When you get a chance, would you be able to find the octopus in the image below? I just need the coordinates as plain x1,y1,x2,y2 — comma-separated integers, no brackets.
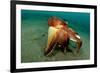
44,16,82,56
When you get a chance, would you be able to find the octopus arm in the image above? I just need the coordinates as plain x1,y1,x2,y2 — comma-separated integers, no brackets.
68,28,78,35
45,27,58,56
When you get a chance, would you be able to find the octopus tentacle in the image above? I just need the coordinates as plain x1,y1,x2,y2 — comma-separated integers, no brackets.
69,34,82,53
76,38,82,53
44,27,58,56
68,28,82,52
44,38,57,56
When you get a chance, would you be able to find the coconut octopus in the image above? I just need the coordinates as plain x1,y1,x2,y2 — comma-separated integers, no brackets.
44,16,82,56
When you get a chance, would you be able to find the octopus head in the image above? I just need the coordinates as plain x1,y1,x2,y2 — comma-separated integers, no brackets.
48,16,67,28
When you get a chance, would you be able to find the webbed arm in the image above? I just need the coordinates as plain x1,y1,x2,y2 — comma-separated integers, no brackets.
44,27,58,56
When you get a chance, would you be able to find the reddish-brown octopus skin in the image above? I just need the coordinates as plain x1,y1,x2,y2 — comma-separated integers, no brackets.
44,29,69,56
45,16,82,56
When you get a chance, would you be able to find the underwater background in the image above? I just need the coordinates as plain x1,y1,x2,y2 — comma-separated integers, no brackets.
21,9,90,63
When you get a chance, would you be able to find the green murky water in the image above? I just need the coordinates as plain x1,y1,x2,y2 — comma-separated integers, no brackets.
21,10,90,63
